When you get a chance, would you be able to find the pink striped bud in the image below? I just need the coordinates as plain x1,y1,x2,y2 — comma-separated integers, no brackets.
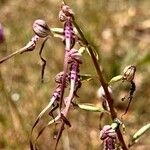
32,19,51,38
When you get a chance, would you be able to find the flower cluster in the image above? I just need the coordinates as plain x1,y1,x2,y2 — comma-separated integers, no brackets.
100,125,117,150
30,4,83,149
100,119,122,150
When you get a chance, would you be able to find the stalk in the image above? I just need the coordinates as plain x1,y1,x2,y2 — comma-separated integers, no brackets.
72,18,128,150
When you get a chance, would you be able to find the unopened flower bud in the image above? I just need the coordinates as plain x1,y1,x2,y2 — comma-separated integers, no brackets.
123,65,136,82
32,19,51,38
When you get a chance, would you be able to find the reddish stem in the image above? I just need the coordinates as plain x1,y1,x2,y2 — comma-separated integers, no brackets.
72,19,128,150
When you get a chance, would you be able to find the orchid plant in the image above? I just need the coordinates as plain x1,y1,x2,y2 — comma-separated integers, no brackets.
0,1,149,150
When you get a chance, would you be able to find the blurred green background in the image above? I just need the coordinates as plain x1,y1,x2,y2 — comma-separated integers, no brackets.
0,0,150,149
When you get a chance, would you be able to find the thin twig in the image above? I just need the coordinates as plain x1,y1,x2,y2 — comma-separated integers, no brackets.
0,46,29,64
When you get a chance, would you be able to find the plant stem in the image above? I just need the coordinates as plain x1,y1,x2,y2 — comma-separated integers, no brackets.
72,18,128,150
59,53,68,109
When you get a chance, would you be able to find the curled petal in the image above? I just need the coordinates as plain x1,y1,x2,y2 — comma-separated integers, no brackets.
100,125,117,140
31,97,56,133
35,114,61,141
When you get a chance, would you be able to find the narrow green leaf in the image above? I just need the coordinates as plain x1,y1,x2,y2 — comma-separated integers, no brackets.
50,28,63,35
76,103,107,112
133,123,150,140
129,123,150,147
80,74,94,81
108,75,123,85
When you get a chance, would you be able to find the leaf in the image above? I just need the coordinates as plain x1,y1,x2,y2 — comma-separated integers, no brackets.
129,123,150,147
50,28,64,34
76,103,107,112
108,75,123,85
80,74,94,81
